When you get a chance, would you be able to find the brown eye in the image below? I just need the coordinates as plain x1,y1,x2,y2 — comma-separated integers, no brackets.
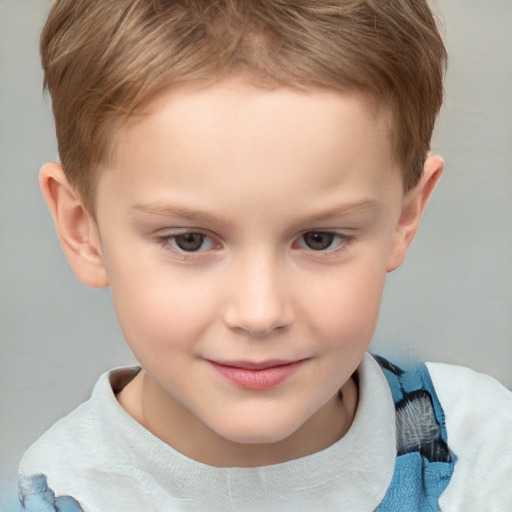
302,232,336,251
173,233,206,252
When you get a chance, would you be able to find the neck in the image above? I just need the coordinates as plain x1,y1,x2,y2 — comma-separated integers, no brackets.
117,370,358,467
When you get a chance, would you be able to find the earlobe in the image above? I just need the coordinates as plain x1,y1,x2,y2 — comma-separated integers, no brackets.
386,155,444,272
40,162,109,288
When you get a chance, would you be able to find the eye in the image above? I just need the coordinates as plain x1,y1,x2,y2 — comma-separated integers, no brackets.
302,232,336,251
165,232,215,252
297,231,350,252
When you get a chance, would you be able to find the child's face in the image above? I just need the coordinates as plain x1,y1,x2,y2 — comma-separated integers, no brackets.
51,78,440,463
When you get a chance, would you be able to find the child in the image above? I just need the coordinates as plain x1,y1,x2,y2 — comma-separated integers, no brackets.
18,0,512,510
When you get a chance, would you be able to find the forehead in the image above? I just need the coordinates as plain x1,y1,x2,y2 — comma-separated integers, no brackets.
100,78,401,219
115,78,393,163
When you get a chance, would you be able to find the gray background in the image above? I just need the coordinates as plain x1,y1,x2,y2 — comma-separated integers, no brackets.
1,0,511,508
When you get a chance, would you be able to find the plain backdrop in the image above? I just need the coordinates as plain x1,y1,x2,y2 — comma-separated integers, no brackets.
1,0,511,509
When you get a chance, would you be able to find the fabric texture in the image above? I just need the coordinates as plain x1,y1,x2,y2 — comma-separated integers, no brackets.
374,356,454,511
18,354,512,511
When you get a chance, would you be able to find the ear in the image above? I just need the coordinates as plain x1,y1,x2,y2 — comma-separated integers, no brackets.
386,155,444,272
40,162,109,288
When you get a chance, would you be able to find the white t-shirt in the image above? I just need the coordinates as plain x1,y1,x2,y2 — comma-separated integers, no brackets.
18,354,512,511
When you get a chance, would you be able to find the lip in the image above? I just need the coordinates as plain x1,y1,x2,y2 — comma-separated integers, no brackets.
206,359,305,390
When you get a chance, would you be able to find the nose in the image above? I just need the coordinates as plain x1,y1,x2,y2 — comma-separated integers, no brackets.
223,254,294,337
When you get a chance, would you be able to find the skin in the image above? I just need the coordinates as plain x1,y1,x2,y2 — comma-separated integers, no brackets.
41,78,443,468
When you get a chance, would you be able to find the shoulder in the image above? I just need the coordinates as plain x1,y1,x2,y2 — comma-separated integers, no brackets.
426,362,512,511
20,398,97,469
426,361,512,440
19,367,141,473
18,369,136,511
18,398,97,511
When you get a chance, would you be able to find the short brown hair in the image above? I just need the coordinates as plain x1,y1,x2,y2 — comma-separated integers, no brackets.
41,0,447,211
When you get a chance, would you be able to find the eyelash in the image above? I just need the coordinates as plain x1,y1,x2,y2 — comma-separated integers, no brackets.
295,231,354,255
156,230,355,259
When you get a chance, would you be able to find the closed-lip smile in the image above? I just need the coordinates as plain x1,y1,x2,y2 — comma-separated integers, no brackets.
206,359,307,390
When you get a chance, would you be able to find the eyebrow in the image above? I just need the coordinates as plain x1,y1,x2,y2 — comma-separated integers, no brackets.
131,198,378,225
293,199,378,224
131,202,230,224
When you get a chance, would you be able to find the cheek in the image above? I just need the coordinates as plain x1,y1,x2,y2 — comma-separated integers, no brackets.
303,259,386,345
106,256,217,359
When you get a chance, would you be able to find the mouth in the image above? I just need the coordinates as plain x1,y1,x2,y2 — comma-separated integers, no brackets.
206,359,306,390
